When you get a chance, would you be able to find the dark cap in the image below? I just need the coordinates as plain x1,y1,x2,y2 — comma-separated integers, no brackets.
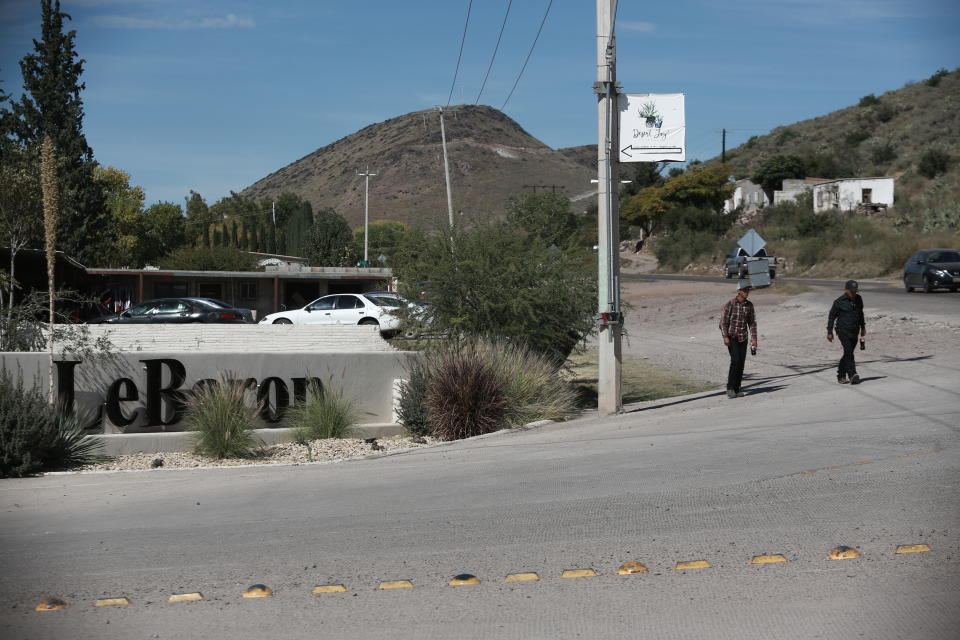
844,279,859,292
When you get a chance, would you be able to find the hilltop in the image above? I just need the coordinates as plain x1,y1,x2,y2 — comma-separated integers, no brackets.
242,105,597,228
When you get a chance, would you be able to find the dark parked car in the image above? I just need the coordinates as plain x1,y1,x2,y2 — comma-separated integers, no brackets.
89,298,255,324
903,249,960,293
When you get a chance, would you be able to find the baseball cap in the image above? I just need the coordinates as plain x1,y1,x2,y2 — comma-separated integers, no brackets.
844,279,859,292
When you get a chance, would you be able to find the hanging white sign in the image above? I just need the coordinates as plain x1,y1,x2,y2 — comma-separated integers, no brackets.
618,93,685,163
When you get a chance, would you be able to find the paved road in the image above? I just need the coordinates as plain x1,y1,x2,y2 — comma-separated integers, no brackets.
2,343,958,638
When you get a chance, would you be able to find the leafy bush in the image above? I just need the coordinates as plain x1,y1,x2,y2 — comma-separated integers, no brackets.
425,345,508,441
286,382,356,441
654,228,720,270
0,369,104,477
926,68,949,87
398,341,577,440
918,149,951,179
858,94,881,107
185,375,260,458
870,141,898,165
844,129,871,146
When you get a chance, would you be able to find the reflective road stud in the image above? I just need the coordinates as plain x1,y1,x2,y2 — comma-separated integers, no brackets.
751,554,787,564
95,597,131,607
617,562,649,575
449,574,480,586
35,598,66,611
560,569,597,578
377,580,413,590
896,544,931,554
242,584,273,598
168,593,204,603
828,546,861,560
312,585,348,594
503,572,540,582
674,560,711,570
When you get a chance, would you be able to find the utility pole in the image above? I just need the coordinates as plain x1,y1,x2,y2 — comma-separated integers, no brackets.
722,128,726,163
357,166,378,264
595,0,622,416
437,106,455,229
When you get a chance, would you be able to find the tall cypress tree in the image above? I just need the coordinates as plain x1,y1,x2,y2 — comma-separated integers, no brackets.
12,0,112,266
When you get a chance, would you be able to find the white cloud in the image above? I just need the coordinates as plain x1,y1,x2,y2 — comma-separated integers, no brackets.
619,21,655,33
92,13,255,30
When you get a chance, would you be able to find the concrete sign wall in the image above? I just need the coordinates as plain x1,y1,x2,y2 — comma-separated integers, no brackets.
1,350,417,433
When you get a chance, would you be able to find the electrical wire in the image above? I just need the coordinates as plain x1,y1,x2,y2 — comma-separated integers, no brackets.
500,0,554,111
474,0,513,105
447,0,474,106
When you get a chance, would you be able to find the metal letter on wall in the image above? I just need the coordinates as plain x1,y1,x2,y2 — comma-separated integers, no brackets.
141,359,187,427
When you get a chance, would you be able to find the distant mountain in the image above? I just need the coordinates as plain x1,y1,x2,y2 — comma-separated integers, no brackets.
709,68,960,203
242,105,597,228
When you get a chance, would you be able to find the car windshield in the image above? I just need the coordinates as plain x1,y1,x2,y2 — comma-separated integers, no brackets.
192,298,233,309
367,295,403,308
927,251,960,263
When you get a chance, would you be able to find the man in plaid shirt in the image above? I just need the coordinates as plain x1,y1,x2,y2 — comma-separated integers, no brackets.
719,282,758,398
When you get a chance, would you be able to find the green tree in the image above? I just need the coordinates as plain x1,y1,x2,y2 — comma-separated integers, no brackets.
158,245,256,271
185,191,215,248
752,155,806,198
0,147,43,311
10,1,112,266
94,166,144,267
394,218,596,364
285,200,314,257
142,202,186,264
304,208,355,266
353,220,408,265
505,193,580,249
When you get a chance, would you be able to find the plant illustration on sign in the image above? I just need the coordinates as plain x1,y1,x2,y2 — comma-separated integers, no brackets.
639,102,663,128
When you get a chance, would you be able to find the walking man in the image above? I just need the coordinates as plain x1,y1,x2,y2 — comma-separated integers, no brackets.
719,282,758,398
827,279,866,384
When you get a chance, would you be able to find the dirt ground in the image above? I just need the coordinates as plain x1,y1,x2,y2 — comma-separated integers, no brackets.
613,257,959,391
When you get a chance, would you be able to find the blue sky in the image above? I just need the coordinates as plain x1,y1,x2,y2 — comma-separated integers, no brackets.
1,0,958,208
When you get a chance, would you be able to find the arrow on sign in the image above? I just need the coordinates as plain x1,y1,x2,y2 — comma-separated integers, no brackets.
621,145,684,159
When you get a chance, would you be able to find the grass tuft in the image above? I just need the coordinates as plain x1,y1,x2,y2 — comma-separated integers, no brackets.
185,374,260,459
286,382,356,441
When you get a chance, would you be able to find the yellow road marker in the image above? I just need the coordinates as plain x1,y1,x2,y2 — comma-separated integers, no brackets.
449,574,480,586
242,584,273,598
828,546,861,560
35,598,66,611
168,593,204,603
95,597,130,607
674,560,711,570
895,544,931,554
377,580,413,590
560,569,597,578
503,572,540,582
751,554,787,564
617,562,649,575
312,584,347,594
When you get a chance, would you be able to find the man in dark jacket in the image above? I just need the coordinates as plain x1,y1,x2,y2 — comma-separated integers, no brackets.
827,279,866,384
719,282,758,398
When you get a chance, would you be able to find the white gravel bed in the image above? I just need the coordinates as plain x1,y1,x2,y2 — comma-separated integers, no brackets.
77,435,439,471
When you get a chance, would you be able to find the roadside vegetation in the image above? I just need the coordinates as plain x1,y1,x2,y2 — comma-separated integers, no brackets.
0,369,104,477
185,375,261,459
567,350,714,407
287,382,357,442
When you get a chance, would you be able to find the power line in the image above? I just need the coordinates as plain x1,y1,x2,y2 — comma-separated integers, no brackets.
475,0,513,105
447,0,475,106
500,0,554,111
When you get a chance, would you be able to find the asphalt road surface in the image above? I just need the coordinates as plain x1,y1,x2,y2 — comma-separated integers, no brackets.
3,332,959,639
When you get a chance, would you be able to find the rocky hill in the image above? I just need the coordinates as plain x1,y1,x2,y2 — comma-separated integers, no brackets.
242,105,597,228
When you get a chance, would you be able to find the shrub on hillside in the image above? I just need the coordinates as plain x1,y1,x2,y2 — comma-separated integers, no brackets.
0,370,104,477
870,141,898,166
286,382,356,441
926,68,949,87
858,94,881,107
186,375,260,458
918,149,951,179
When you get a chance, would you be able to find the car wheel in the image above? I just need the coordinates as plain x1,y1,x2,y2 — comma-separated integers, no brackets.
904,278,914,293
769,270,776,280
724,270,732,279
922,277,932,293
358,319,379,326
272,318,293,324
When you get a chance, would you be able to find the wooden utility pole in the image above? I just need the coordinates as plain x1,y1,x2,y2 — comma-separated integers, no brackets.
357,166,378,264
437,106,455,229
595,0,622,416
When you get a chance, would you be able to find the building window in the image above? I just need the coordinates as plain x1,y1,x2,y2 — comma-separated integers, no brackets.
240,282,258,299
154,281,188,298
861,188,872,203
197,283,222,299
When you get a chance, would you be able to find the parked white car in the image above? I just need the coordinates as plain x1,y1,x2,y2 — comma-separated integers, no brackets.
260,292,402,334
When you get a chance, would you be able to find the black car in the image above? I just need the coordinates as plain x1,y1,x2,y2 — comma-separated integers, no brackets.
89,298,255,324
903,248,960,293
